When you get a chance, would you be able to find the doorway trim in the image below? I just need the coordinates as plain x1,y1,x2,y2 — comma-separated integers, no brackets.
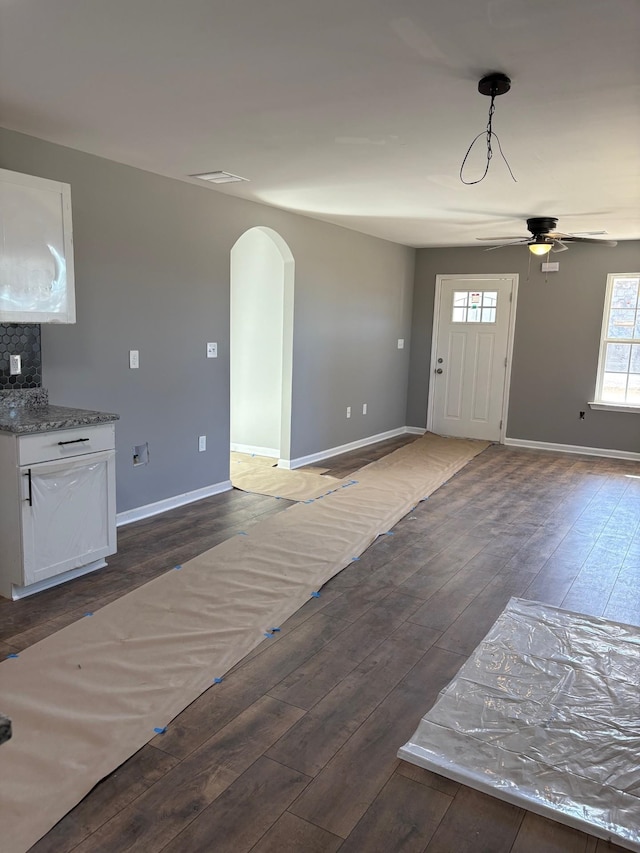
426,273,519,443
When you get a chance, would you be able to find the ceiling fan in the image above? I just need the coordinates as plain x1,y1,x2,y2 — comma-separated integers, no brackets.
477,217,618,255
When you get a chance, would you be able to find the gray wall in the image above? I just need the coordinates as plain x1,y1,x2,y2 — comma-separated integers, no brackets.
0,128,415,512
407,242,640,452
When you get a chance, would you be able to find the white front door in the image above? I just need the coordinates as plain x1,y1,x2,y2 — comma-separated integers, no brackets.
430,275,517,441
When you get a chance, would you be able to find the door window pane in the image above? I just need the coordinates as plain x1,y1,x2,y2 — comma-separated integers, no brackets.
452,290,498,324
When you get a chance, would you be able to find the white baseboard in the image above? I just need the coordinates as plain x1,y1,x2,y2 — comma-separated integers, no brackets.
117,480,233,527
280,426,421,470
230,442,279,458
504,438,640,462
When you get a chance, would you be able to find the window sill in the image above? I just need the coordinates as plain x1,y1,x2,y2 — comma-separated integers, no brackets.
588,402,640,414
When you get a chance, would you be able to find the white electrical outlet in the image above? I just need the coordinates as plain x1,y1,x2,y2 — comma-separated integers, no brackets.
129,350,139,369
397,338,405,350
362,403,367,414
198,435,207,452
206,342,218,358
346,407,351,419
9,354,22,375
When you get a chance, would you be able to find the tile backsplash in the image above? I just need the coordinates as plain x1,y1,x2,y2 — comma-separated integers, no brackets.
0,324,42,389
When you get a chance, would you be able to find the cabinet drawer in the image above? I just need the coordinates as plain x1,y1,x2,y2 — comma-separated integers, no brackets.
18,423,116,465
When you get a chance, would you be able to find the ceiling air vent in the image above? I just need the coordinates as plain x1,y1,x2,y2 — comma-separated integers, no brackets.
189,171,249,184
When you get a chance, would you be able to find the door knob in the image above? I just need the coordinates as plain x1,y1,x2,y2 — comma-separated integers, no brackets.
435,368,443,374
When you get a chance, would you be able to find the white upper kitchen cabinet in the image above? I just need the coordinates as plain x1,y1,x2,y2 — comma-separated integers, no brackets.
0,167,76,323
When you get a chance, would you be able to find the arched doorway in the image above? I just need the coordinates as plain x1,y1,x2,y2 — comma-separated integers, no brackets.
230,226,294,465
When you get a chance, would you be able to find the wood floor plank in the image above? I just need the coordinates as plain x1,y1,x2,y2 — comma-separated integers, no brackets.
394,761,460,797
337,773,453,853
424,786,524,853
435,568,538,656
289,646,465,838
161,756,311,853
72,696,305,853
510,811,591,853
27,745,179,853
320,589,423,662
249,811,342,853
267,646,360,710
266,635,424,776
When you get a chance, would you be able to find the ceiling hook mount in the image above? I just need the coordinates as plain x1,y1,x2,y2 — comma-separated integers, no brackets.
477,72,511,98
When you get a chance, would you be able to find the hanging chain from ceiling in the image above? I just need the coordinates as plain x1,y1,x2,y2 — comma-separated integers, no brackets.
459,74,517,185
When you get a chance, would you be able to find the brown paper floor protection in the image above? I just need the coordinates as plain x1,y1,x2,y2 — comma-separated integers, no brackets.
0,432,488,852
230,452,342,500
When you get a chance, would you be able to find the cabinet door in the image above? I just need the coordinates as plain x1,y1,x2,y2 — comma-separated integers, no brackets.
0,168,76,324
21,451,116,586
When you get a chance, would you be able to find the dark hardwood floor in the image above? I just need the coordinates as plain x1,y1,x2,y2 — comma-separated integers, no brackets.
2,435,637,853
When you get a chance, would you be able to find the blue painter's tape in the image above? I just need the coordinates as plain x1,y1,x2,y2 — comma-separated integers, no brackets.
303,499,314,504
213,677,223,684
271,627,281,632
238,531,248,536
84,612,93,617
351,556,360,562
174,565,182,570
311,591,321,598
7,653,19,659
264,632,275,638
153,727,167,734
384,531,394,536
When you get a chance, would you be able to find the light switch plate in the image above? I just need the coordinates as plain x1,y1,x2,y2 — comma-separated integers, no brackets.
198,435,207,452
9,354,22,375
129,350,139,369
207,342,218,358
397,339,405,349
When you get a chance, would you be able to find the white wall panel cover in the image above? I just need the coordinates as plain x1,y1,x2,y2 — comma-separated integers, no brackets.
398,598,640,852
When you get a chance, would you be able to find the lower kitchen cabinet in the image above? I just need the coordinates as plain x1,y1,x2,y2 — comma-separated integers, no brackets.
0,423,117,600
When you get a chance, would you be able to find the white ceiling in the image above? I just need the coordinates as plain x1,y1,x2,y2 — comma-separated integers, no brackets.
1,0,639,247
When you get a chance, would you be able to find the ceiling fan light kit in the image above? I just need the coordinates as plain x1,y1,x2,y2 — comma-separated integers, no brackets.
528,238,553,256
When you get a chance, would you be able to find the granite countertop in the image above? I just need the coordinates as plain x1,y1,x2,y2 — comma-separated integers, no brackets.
0,389,119,435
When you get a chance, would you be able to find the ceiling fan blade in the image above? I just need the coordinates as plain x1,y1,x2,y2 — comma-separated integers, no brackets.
551,240,569,253
476,236,528,241
483,241,527,251
550,230,608,239
561,236,618,246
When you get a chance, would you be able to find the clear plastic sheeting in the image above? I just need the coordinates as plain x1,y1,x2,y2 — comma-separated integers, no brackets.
398,598,640,852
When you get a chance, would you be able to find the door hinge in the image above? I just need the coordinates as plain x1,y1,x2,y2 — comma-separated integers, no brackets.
504,357,508,367
499,419,503,429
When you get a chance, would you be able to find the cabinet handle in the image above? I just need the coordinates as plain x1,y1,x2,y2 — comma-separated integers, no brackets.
24,469,32,506
57,438,90,446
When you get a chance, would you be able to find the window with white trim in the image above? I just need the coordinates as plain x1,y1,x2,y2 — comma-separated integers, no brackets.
594,273,640,406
